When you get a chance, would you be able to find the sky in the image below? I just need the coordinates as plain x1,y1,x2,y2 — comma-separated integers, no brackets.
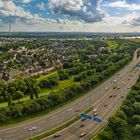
0,0,140,32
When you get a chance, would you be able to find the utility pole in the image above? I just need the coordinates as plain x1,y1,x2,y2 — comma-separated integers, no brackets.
9,23,12,44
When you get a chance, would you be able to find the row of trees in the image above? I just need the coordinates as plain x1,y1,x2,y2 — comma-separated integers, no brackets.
97,77,140,140
0,78,40,102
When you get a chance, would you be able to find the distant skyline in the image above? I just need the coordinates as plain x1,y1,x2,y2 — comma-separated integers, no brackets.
0,0,140,32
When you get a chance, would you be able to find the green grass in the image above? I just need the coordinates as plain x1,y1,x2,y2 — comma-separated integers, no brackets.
40,77,79,95
36,71,58,82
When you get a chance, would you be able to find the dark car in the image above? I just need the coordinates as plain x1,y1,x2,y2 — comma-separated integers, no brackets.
81,118,86,121
109,95,112,98
80,123,85,127
53,134,62,138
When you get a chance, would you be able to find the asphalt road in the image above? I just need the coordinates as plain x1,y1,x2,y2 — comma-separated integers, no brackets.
44,66,139,140
0,49,140,140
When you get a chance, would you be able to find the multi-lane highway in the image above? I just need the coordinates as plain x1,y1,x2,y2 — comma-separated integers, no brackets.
0,49,140,140
44,64,139,140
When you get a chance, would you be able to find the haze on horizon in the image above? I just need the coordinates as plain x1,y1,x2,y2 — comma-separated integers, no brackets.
0,0,140,33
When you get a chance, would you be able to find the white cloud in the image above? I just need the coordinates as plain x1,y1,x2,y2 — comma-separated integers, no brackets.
104,0,140,10
37,2,46,10
48,0,105,23
0,1,44,23
17,0,31,3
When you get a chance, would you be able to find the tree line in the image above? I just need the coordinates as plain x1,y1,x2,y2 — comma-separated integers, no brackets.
96,76,140,140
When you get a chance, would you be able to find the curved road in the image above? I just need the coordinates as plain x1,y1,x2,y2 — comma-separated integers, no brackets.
0,49,140,140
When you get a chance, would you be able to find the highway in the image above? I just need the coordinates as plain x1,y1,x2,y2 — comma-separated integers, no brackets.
44,65,139,140
0,49,140,140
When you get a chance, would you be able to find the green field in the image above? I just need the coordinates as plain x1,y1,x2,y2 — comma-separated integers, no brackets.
36,71,58,82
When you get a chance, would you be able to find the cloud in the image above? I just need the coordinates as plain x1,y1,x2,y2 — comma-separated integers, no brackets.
0,0,44,23
132,17,140,26
48,0,105,23
17,0,31,3
37,2,46,10
119,12,140,26
103,0,140,10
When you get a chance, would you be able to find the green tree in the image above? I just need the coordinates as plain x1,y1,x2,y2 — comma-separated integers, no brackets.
133,124,140,136
108,116,127,139
7,95,12,107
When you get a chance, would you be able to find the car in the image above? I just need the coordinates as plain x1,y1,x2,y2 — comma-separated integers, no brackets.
122,82,124,84
114,80,117,83
113,95,116,97
67,108,73,112
80,132,86,137
28,126,37,131
121,95,124,98
117,87,120,89
127,86,130,89
81,118,86,121
113,86,117,89
80,123,85,127
104,103,108,107
105,87,108,90
53,134,62,138
93,112,98,116
93,109,97,113
109,95,112,98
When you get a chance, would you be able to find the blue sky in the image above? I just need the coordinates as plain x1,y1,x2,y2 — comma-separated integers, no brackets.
0,0,140,32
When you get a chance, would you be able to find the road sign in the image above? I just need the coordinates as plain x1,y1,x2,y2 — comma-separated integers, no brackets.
80,114,104,123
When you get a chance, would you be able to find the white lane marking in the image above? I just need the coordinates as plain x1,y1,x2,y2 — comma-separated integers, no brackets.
38,120,46,125
6,129,16,134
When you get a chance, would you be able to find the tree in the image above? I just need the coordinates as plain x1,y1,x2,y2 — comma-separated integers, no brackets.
99,131,113,140
29,92,34,100
132,115,140,125
121,105,134,116
116,110,127,121
7,95,12,107
108,116,127,138
133,102,140,115
133,125,140,136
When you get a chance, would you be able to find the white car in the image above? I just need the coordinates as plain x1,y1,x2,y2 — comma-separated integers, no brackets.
80,132,86,137
28,127,37,131
93,109,97,113
94,112,98,116
67,108,73,112
105,87,108,90
114,80,117,83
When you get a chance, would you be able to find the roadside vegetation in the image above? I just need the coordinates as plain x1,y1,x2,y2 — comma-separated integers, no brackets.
93,76,140,140
0,39,140,125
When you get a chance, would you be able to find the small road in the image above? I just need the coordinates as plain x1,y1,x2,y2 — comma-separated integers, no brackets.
0,49,140,140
